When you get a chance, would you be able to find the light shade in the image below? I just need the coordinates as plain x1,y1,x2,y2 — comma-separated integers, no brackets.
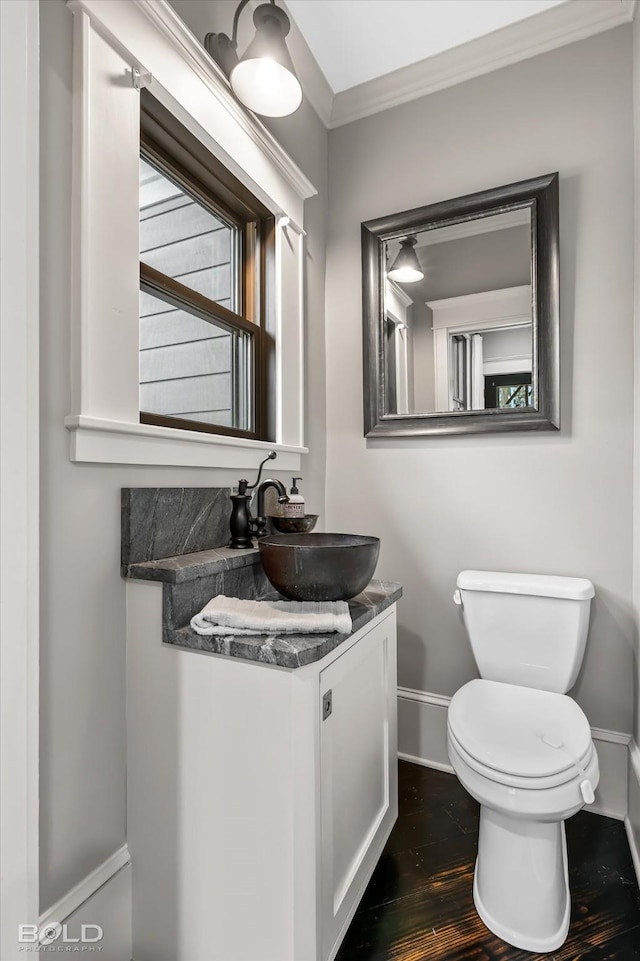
230,4,302,117
387,236,423,284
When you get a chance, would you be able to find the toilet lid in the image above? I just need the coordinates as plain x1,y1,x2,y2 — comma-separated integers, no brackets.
448,679,592,779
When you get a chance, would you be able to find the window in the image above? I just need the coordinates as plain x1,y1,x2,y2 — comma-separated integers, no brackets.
139,93,275,440
484,373,533,409
451,334,469,411
66,2,312,468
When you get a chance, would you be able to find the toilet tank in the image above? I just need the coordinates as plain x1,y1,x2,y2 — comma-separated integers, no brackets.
456,570,594,693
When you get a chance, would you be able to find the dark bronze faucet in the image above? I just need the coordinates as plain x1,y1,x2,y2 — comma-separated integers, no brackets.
229,452,288,549
253,478,288,539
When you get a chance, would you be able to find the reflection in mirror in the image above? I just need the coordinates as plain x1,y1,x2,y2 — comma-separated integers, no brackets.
362,172,559,437
383,209,532,416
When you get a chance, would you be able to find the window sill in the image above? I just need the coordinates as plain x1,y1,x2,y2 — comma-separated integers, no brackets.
64,415,306,470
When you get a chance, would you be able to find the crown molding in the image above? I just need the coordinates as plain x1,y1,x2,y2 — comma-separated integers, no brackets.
386,280,414,310
426,284,531,322
412,208,530,249
329,0,636,129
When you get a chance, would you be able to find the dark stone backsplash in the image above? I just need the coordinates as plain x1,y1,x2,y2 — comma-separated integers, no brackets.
121,487,232,568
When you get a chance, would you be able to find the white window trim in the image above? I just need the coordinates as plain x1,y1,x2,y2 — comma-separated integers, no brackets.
65,0,316,470
384,281,413,417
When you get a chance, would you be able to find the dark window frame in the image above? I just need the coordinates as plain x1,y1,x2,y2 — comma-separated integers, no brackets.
139,92,275,441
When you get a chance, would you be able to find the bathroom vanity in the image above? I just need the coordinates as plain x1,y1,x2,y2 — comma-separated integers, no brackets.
123,517,401,961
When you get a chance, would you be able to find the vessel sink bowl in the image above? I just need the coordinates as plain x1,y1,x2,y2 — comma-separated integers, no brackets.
259,533,380,602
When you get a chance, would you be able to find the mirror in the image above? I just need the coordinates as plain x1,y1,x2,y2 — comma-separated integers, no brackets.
362,173,559,436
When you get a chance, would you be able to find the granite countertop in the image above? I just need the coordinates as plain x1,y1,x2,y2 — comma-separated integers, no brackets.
124,545,401,669
163,579,402,669
123,542,261,583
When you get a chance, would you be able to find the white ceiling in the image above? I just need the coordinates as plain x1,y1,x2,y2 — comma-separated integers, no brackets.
286,0,567,94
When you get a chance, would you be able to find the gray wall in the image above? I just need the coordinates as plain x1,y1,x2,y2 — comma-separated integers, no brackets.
409,302,435,412
482,326,532,364
325,27,635,734
39,0,327,910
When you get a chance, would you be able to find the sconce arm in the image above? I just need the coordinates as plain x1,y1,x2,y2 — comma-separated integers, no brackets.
231,0,251,46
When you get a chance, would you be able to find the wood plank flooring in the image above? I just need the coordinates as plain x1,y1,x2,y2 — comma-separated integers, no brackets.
336,761,640,961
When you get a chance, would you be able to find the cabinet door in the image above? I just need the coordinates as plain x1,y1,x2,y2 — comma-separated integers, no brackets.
319,610,397,961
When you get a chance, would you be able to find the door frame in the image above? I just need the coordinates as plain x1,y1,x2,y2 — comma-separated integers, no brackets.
0,0,40,956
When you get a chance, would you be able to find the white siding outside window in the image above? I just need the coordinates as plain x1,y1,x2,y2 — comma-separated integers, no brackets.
138,158,244,430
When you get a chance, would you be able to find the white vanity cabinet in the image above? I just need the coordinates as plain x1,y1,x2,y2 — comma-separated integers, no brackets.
126,578,398,961
318,619,397,958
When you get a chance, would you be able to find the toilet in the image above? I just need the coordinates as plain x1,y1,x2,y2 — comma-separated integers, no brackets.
447,570,599,953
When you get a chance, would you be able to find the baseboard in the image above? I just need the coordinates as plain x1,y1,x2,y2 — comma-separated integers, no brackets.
398,751,454,775
397,687,453,774
40,844,130,926
625,740,640,884
40,845,132,960
397,687,630,820
587,727,632,820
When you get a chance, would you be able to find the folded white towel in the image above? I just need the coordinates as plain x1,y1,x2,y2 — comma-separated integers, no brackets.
190,595,352,636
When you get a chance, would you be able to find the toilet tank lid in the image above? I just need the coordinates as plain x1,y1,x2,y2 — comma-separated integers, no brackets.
457,570,595,600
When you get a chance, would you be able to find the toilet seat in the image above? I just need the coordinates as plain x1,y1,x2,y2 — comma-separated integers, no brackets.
448,679,593,789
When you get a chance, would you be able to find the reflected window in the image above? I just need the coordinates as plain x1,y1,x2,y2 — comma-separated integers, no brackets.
451,335,469,411
485,373,533,409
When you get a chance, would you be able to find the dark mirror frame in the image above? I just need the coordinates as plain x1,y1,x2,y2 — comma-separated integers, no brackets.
361,172,560,437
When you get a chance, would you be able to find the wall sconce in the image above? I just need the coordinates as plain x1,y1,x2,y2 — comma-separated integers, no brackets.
205,0,303,118
387,237,424,283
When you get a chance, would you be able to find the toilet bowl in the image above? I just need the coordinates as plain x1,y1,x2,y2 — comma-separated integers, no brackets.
447,571,598,953
447,679,599,953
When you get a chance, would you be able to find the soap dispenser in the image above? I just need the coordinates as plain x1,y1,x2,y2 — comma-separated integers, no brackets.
283,478,305,518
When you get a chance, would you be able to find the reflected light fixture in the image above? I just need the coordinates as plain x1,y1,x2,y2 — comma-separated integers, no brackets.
387,236,424,284
204,0,303,118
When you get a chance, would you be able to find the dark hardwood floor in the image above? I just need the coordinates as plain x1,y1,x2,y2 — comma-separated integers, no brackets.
336,761,640,961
